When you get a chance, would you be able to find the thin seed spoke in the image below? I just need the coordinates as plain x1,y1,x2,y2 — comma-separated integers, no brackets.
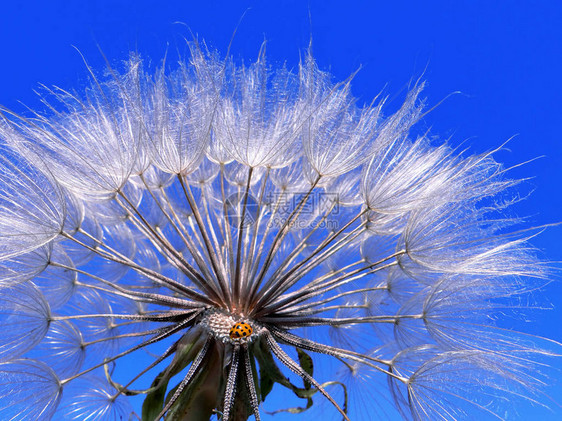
246,183,286,284
140,174,226,299
82,325,174,347
199,184,231,301
264,260,400,315
52,310,197,323
241,167,270,302
222,344,241,421
264,200,338,284
250,176,322,300
115,192,224,303
242,344,261,421
271,329,407,382
233,166,254,308
276,285,387,314
219,163,236,286
260,313,423,327
60,314,199,385
64,230,212,303
52,262,198,309
110,339,179,401
177,174,230,302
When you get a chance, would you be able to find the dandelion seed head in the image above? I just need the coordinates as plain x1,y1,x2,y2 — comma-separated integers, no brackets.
0,40,558,421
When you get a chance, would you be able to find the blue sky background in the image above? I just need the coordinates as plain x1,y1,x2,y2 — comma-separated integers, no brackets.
1,1,561,419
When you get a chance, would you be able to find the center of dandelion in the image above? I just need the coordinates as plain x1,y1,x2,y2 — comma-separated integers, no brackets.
199,309,257,344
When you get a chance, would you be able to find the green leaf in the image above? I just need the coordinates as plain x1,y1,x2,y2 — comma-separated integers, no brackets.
253,338,316,410
296,349,313,390
167,331,207,378
259,369,275,402
254,338,348,418
142,370,171,421
264,381,348,417
163,345,222,421
141,330,206,421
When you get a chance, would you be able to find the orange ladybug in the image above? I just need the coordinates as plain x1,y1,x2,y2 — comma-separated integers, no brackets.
229,322,253,339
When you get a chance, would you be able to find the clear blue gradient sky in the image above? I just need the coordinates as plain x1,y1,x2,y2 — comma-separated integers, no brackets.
1,1,561,419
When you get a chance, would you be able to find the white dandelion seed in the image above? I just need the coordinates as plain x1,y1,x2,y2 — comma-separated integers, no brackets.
0,41,558,421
